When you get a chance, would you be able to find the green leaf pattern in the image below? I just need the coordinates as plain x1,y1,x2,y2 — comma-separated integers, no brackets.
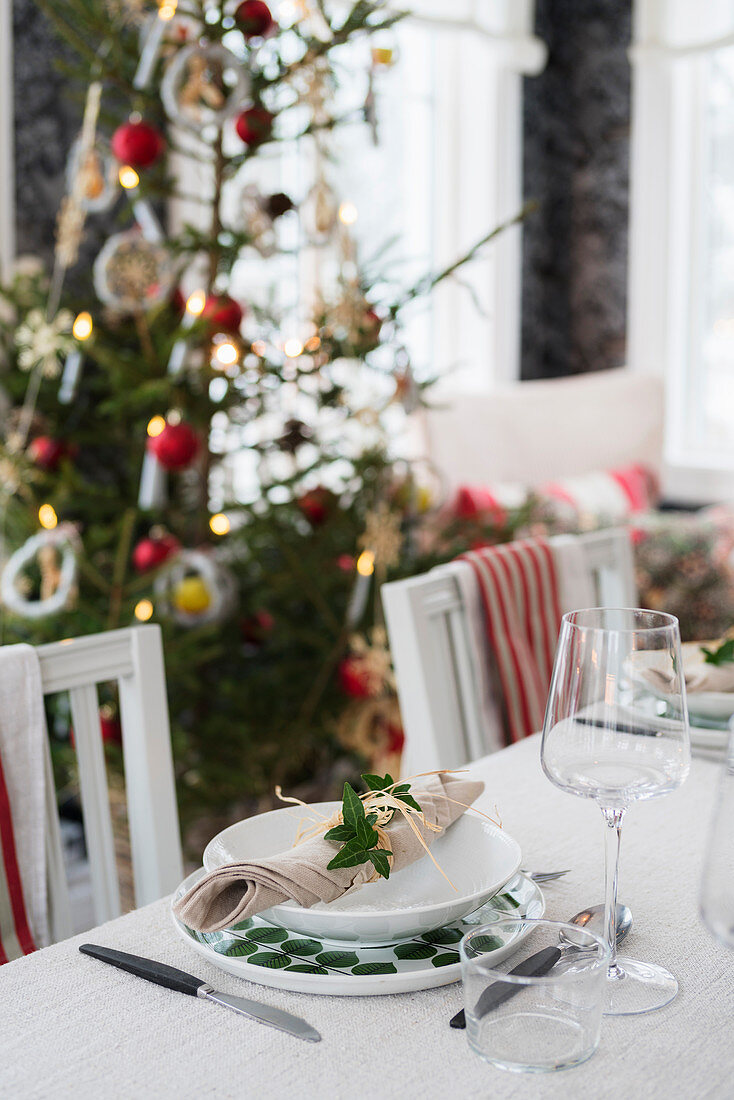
177,874,537,983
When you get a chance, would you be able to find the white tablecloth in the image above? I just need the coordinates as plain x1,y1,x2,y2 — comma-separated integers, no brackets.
3,735,733,1099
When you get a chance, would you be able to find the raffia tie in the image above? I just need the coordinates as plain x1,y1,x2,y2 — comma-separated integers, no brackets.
275,770,501,889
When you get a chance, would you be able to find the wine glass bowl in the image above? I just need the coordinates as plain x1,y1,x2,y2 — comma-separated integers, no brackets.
541,608,691,1015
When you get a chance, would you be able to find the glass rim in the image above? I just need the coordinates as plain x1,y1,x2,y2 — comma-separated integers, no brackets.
460,917,611,984
561,607,680,634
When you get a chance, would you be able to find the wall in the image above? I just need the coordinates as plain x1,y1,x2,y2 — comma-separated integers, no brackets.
521,0,632,380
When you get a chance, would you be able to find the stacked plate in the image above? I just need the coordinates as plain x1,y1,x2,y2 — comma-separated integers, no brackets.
171,804,544,996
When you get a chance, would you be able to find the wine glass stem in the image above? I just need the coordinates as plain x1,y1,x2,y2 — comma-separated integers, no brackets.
601,805,626,980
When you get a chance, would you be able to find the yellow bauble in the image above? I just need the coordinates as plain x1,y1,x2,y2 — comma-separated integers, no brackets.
416,486,433,513
173,576,211,614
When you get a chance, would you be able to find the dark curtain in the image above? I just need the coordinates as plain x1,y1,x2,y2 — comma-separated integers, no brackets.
521,0,632,380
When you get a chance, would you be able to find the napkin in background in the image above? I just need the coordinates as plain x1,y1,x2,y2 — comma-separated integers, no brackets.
173,772,484,933
637,643,734,695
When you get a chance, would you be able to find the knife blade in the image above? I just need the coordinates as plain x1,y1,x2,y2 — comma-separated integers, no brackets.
449,944,562,1030
80,944,321,1043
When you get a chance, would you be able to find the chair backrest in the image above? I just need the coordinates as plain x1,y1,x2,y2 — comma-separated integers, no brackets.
37,624,183,942
381,529,636,776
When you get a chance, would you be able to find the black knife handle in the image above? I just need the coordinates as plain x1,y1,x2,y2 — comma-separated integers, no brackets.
80,944,206,996
450,945,562,1030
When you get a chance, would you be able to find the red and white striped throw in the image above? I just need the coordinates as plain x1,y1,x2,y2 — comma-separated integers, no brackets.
0,644,48,963
0,755,36,963
460,539,562,745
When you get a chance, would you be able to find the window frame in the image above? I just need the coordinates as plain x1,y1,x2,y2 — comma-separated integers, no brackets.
628,0,734,502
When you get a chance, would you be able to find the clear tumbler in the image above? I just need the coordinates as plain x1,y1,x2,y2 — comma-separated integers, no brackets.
460,917,610,1073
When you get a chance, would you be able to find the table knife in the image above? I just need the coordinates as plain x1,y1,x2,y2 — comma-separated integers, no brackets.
449,945,561,1030
80,944,321,1043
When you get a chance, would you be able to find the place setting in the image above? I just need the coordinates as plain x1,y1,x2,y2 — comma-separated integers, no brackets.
123,604,693,1074
168,771,543,997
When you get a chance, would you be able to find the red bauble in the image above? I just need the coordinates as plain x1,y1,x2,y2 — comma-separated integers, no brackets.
202,294,244,335
297,487,334,526
132,533,180,573
100,715,123,746
148,422,199,471
240,609,275,646
234,0,276,37
28,436,71,472
338,657,374,699
235,106,274,146
336,554,355,573
169,286,187,319
385,722,405,754
70,713,122,748
111,120,165,169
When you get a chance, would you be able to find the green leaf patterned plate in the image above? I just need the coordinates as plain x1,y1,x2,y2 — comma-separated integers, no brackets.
170,871,544,996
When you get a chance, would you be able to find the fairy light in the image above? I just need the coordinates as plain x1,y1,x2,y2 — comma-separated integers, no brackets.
147,415,166,437
72,311,93,341
304,335,321,352
213,341,239,367
209,513,230,536
356,549,375,576
372,46,395,66
158,0,177,18
338,201,358,226
283,338,304,358
134,598,154,622
251,340,266,357
186,289,206,316
118,165,140,189
38,504,58,530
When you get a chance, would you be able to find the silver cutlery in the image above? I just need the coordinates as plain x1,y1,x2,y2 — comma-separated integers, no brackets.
521,868,571,882
80,944,321,1043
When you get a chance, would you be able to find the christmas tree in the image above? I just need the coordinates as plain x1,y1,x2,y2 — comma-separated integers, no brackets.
0,0,525,841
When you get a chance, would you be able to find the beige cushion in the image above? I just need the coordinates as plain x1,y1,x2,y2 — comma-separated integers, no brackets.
424,369,664,490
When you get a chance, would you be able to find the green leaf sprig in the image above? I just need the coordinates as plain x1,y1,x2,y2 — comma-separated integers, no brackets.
325,773,422,881
701,638,734,666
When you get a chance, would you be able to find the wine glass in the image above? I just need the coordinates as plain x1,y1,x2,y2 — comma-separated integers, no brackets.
541,608,690,1015
700,725,734,950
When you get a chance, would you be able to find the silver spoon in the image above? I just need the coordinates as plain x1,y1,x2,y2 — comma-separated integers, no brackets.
449,902,633,1029
565,902,633,945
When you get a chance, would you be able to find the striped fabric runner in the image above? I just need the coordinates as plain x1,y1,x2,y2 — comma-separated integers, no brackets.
460,539,562,745
0,751,37,963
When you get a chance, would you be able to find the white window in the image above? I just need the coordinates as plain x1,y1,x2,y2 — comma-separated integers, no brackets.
173,1,544,398
629,0,734,501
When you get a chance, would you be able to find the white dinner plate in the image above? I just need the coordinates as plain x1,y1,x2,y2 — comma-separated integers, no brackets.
202,802,521,943
171,870,544,996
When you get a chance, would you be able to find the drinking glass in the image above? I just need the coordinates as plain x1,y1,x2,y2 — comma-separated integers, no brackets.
460,918,609,1073
541,608,690,1015
700,724,734,950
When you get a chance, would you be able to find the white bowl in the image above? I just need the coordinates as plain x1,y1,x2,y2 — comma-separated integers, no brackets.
203,802,521,943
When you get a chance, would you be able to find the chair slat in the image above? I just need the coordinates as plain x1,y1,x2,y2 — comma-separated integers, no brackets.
69,683,121,922
43,741,73,943
117,628,183,906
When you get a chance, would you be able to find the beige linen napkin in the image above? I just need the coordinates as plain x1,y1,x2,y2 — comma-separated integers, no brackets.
639,643,734,695
174,773,484,933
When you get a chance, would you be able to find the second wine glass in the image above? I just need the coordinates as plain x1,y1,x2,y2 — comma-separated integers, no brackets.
541,608,690,1016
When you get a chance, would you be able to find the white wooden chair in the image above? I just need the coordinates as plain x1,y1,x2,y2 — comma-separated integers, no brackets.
381,529,636,776
36,624,183,942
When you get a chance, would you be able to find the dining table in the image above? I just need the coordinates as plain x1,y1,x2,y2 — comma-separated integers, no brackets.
2,732,733,1099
